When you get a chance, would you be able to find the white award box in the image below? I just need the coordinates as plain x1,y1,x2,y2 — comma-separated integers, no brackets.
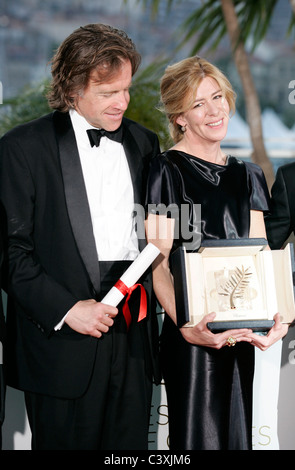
171,238,295,332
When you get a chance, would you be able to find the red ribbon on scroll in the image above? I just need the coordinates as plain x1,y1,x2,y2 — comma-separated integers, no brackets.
114,279,147,329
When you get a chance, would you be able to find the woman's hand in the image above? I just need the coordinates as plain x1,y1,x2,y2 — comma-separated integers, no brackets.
247,313,289,351
180,312,253,349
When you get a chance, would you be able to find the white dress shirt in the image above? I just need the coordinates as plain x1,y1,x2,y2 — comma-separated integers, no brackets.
70,109,139,261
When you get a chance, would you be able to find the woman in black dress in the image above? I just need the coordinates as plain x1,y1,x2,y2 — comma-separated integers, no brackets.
145,56,288,450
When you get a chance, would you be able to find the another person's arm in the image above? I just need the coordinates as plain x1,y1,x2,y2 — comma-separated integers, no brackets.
248,209,289,350
265,167,293,250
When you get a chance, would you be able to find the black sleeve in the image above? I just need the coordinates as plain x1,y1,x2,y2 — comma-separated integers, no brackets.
245,161,270,213
145,154,181,218
265,166,293,249
0,134,77,335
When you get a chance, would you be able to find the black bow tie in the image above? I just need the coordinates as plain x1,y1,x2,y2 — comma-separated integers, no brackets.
87,126,123,147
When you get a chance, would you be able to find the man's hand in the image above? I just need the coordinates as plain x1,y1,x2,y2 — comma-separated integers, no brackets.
65,299,118,338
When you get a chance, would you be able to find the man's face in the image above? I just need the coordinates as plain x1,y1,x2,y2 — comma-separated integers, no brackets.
74,60,132,130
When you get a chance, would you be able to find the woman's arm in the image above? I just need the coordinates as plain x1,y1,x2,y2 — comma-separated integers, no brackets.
145,213,253,349
249,209,268,240
145,214,177,324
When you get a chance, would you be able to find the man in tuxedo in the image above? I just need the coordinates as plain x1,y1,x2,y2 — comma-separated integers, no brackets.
0,24,160,450
265,162,295,249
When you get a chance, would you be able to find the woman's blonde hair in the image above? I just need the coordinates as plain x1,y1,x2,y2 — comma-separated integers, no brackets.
160,56,236,143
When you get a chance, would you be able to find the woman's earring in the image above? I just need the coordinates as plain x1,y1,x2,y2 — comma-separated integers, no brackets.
181,125,186,133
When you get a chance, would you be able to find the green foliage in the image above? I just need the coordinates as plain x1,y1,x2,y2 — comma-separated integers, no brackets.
180,1,226,53
125,60,172,148
0,81,51,137
130,0,295,54
178,0,292,54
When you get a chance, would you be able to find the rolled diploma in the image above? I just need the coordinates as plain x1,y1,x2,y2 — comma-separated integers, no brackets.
101,243,160,306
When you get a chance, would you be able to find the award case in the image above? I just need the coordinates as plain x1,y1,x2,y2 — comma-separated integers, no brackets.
170,238,295,332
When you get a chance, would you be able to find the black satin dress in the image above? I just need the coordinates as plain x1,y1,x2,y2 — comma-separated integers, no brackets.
146,150,270,450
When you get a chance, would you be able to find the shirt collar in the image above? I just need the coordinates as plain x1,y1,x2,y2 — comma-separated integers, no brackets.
69,109,98,147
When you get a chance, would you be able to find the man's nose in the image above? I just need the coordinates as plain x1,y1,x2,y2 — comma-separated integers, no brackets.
115,90,130,110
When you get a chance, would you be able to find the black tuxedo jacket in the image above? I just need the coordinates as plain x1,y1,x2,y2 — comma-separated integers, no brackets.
0,111,161,398
265,162,295,249
0,223,5,429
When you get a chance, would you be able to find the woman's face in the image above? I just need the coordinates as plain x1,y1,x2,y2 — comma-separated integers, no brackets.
176,76,230,145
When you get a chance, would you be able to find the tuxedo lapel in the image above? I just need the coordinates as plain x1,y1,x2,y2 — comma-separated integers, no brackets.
122,125,143,205
53,111,101,293
122,122,146,251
